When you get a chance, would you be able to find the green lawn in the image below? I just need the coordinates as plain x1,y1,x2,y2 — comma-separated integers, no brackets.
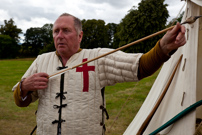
0,59,159,135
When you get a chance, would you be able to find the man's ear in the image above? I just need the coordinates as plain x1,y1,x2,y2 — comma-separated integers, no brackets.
78,31,83,43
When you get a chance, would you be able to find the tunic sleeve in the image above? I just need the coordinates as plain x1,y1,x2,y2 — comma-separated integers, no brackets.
97,48,142,87
97,40,170,87
13,83,32,107
138,40,170,80
12,57,39,107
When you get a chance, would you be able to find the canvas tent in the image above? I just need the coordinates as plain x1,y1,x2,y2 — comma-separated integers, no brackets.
124,0,202,134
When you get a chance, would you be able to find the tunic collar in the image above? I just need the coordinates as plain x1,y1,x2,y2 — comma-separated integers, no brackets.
55,48,82,57
55,48,83,66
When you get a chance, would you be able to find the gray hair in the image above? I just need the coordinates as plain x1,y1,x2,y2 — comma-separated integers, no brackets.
59,13,82,34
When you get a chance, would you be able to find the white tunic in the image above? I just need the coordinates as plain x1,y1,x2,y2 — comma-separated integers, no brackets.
12,48,142,135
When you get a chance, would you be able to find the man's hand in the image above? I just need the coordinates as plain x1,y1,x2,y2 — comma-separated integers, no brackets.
21,73,49,97
160,22,186,56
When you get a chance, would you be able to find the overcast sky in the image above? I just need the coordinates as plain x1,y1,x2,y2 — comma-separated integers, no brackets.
0,0,186,40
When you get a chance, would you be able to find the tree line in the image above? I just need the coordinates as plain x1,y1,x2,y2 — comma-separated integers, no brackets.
0,0,183,59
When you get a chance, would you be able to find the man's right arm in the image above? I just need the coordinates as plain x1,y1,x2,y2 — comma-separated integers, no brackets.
13,72,49,107
13,58,38,107
13,57,45,107
13,82,32,107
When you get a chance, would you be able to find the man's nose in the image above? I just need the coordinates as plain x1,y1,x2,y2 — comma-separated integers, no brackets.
57,30,64,38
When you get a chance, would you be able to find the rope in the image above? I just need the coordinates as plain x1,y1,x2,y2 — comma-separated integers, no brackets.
149,100,202,135
170,2,186,26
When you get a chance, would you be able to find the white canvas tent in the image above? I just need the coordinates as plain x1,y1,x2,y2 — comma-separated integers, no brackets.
124,0,202,134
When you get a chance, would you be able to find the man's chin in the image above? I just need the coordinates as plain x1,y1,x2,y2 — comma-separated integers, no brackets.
57,49,67,54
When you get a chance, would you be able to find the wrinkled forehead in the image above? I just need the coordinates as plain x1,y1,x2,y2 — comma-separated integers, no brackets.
53,16,75,30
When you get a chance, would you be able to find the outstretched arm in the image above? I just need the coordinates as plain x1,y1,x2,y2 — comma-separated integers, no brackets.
138,23,186,80
160,22,186,56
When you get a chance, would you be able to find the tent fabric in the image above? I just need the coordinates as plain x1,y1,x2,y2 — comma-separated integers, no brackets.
124,0,202,134
191,0,202,6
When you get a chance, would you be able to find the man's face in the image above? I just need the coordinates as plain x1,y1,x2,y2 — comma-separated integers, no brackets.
53,16,83,58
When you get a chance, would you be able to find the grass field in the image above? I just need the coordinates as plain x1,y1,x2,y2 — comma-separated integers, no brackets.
0,58,159,135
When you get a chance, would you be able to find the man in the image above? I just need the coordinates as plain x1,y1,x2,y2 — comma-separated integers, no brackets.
12,13,186,135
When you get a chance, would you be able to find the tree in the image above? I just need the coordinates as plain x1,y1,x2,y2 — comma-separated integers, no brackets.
81,19,110,49
0,18,22,43
106,23,118,48
114,0,169,53
0,18,22,58
41,24,53,46
39,42,55,54
23,24,53,56
23,27,44,56
39,24,55,54
0,35,19,59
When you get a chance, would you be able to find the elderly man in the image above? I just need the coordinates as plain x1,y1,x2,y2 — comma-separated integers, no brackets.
13,13,186,135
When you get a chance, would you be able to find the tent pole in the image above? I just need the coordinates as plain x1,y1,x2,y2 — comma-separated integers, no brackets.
136,55,183,135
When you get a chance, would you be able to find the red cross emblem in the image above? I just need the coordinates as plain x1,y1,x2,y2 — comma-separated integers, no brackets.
76,58,95,92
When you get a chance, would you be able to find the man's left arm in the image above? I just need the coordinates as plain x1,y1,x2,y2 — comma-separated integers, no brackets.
138,22,186,80
138,40,169,80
